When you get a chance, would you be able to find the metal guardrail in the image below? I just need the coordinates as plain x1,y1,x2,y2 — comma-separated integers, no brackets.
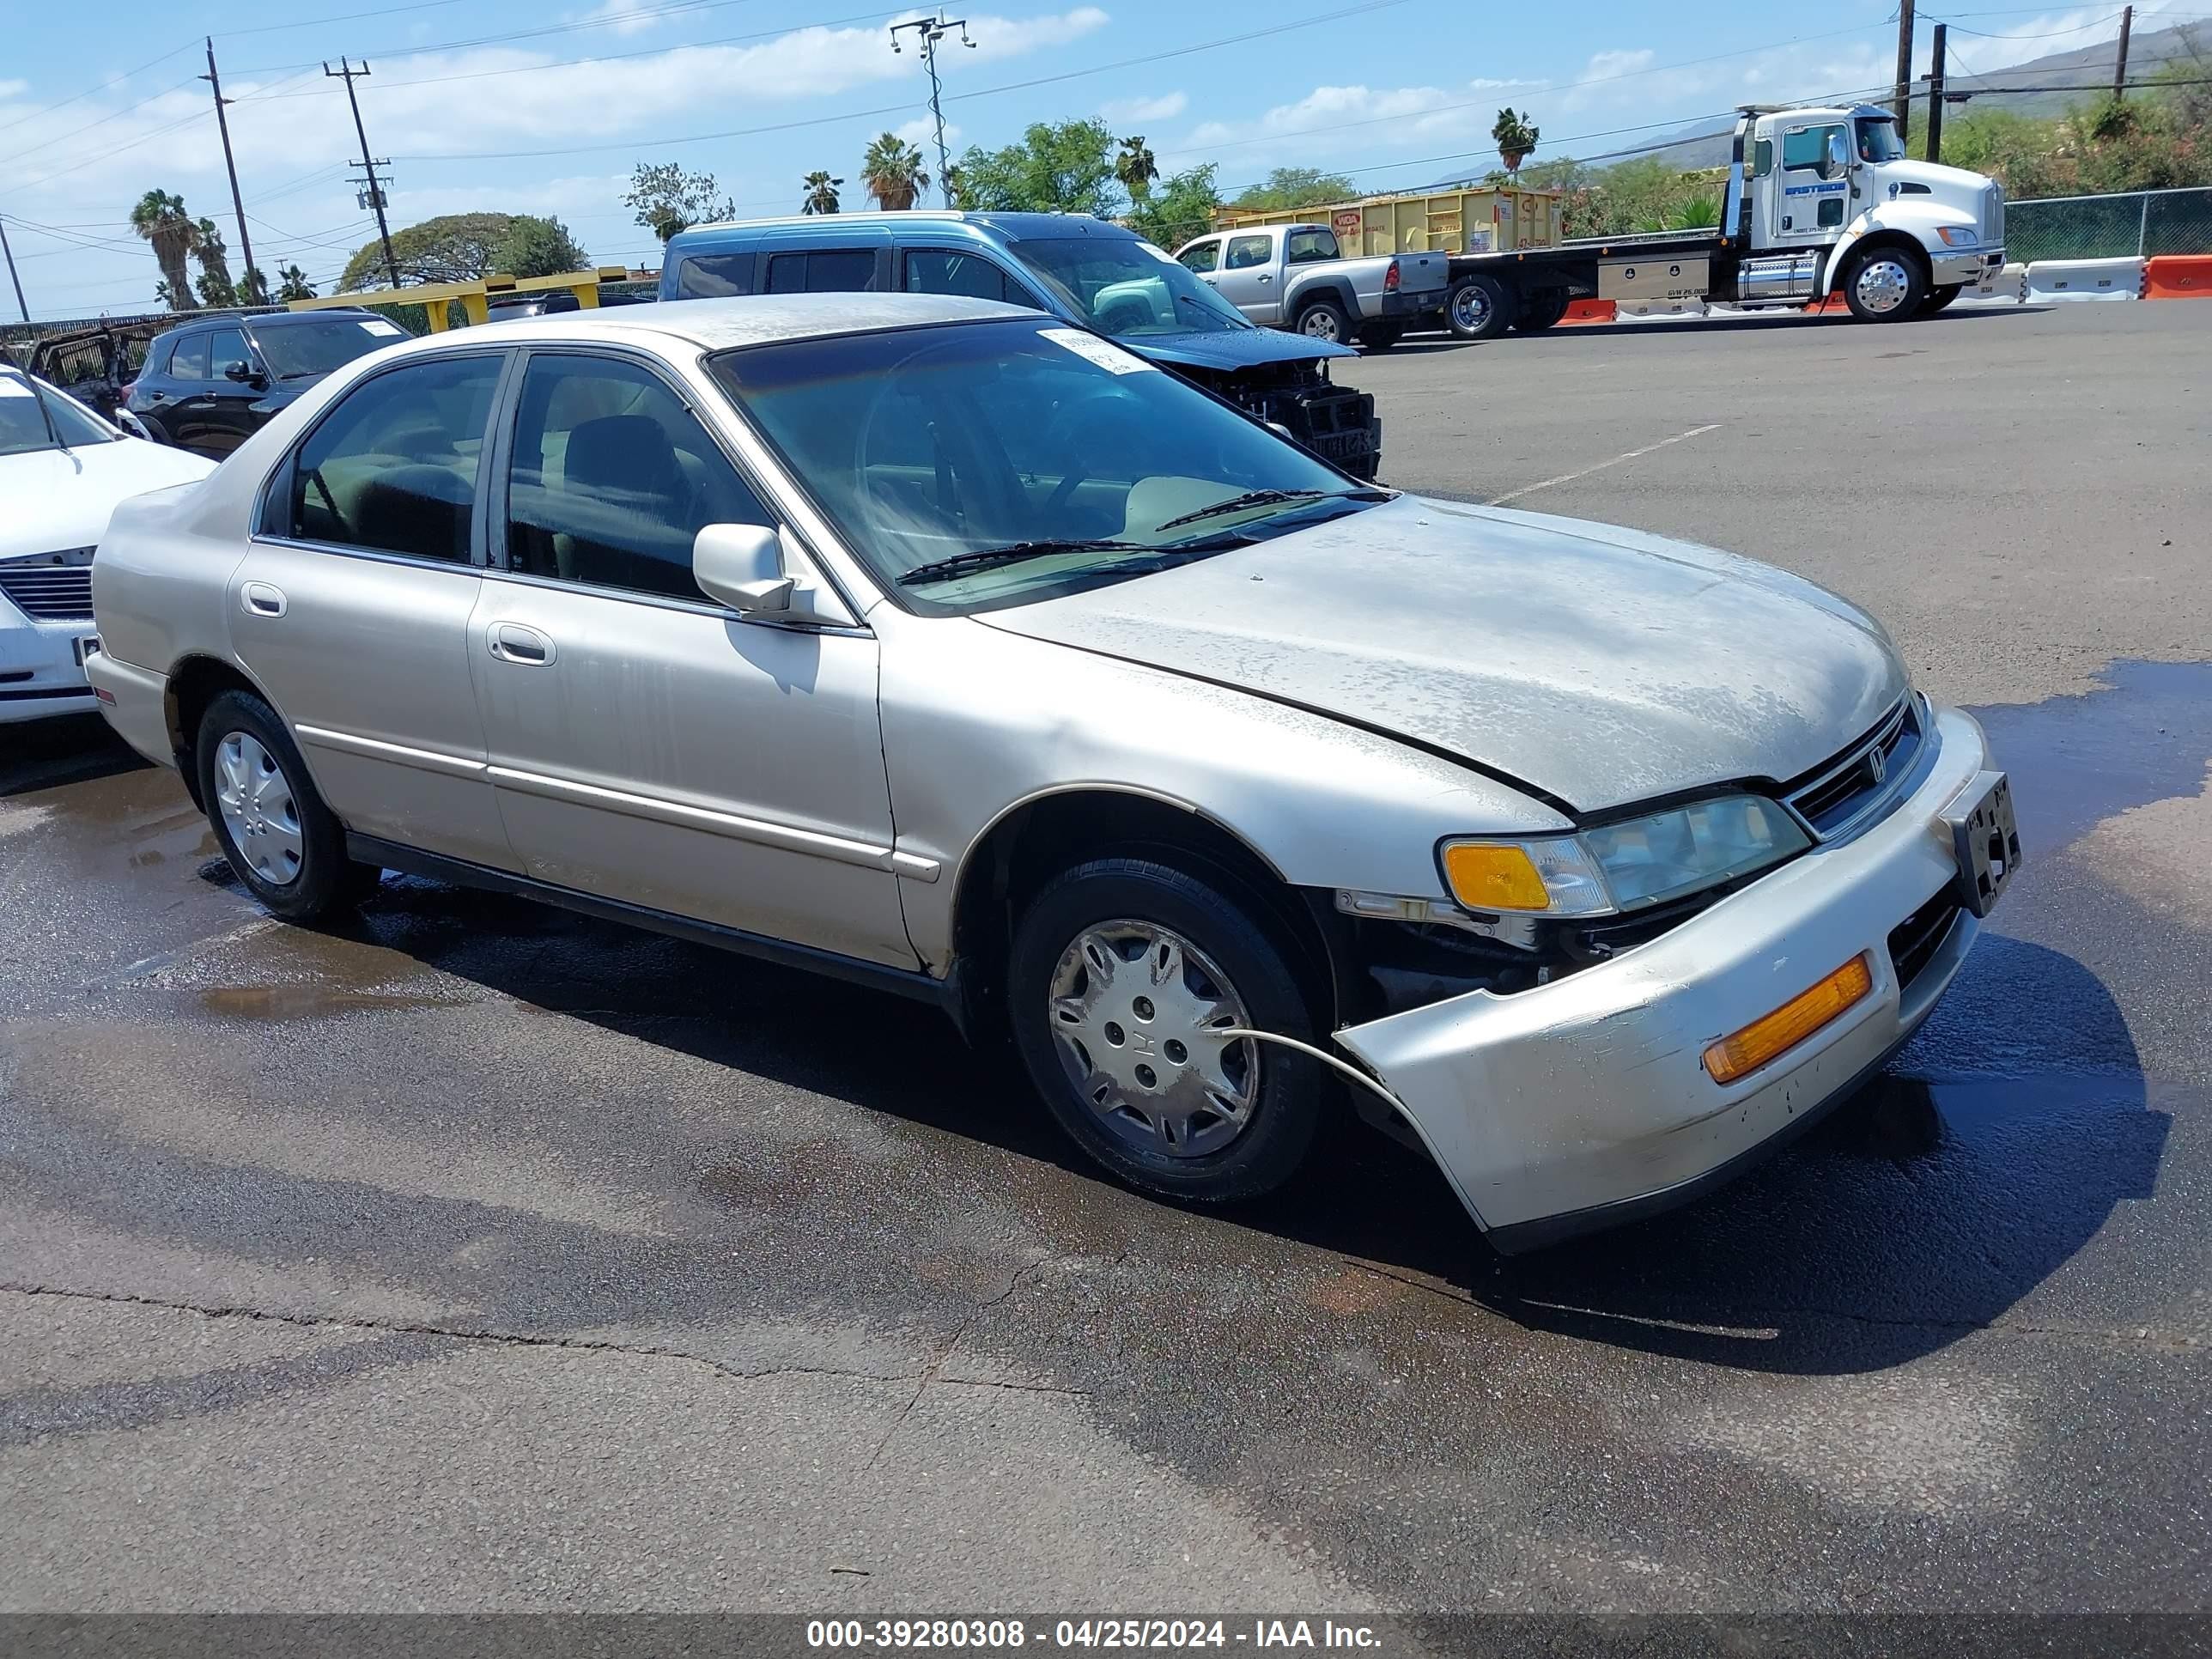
2006,187,2212,264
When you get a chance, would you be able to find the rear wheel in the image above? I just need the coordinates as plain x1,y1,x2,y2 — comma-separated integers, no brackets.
1008,858,1324,1204
195,690,377,923
1511,290,1571,332
1296,298,1351,344
1841,245,1928,322
1445,275,1517,340
1917,283,1964,316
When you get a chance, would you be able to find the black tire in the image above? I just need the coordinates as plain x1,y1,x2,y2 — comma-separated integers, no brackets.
1444,274,1517,340
1917,283,1964,316
1294,297,1352,346
1511,290,1571,332
1355,322,1405,352
1839,244,1928,322
1007,857,1324,1205
195,689,378,923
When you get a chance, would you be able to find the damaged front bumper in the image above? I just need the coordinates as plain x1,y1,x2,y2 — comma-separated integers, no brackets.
1335,704,1999,1250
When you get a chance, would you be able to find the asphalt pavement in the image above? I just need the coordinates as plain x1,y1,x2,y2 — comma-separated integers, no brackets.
2,299,2207,1622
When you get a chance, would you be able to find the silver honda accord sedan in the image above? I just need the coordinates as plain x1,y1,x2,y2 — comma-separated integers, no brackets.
88,293,2020,1248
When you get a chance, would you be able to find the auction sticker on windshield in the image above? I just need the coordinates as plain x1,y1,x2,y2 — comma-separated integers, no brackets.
359,319,405,337
1040,328,1156,374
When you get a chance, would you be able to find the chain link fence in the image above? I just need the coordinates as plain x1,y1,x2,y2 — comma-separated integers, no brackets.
2007,187,2212,263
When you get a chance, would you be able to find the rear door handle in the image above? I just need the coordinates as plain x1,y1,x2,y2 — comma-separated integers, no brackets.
489,622,555,665
241,581,287,617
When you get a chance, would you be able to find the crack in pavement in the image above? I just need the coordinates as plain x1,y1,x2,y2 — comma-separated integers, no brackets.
0,1280,1096,1403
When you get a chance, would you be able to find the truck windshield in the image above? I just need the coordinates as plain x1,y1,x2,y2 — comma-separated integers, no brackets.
708,317,1376,614
1011,236,1251,337
1856,117,1905,162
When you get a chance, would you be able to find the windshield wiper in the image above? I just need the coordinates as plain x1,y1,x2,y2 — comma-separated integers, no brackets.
896,538,1152,586
1154,487,1391,532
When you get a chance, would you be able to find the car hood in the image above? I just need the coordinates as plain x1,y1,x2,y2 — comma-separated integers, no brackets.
0,439,215,558
975,495,1908,815
1119,325,1357,373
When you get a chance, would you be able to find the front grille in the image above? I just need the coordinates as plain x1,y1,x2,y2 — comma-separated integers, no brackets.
0,556,94,621
1982,181,2005,246
1887,891,1961,991
1786,697,1922,840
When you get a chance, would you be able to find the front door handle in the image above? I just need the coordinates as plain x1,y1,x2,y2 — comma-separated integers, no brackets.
1256,273,1273,283
489,622,556,665
241,581,287,617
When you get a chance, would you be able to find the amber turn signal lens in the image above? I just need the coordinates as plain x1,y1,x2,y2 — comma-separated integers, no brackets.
1701,952,1874,1085
1440,842,1552,912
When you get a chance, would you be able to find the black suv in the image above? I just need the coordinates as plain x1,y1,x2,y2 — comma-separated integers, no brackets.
127,308,408,457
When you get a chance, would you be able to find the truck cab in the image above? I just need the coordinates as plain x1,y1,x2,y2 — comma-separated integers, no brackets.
1170,222,1447,348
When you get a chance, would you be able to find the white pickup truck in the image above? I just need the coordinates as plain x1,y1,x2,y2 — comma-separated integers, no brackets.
1172,222,1448,351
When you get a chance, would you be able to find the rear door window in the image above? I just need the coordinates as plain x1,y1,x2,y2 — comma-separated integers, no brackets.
676,252,753,298
289,353,504,563
1285,228,1338,264
764,249,880,294
170,333,210,380
1224,236,1272,270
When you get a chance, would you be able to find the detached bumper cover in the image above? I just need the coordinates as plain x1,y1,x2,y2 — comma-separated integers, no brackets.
1335,704,1994,1242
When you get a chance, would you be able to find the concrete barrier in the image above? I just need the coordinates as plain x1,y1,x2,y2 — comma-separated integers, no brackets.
2144,255,2212,299
1955,262,2028,304
2025,257,2145,301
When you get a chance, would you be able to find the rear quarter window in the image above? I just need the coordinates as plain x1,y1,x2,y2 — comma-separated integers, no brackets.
675,252,754,299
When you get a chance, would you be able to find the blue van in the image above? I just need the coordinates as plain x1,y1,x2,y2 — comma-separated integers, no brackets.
659,212,1381,478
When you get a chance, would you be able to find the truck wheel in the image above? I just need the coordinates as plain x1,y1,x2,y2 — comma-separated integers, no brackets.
1355,323,1404,351
1917,283,1963,316
1841,246,1927,322
1296,298,1351,344
1511,290,1571,332
1445,275,1516,341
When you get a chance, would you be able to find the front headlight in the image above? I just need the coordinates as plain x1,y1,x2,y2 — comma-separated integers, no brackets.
1440,796,1811,918
1936,227,1979,247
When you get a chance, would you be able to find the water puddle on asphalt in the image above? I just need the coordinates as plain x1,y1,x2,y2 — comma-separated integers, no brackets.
198,985,471,1020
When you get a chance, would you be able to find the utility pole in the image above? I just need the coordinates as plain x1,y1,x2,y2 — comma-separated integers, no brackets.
202,39,258,301
325,58,398,289
1927,23,1948,166
889,12,975,209
2113,4,2134,99
1893,0,1917,146
0,217,28,322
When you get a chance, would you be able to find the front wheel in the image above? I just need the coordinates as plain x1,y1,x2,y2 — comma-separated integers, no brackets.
1008,858,1324,1204
1445,275,1517,340
195,690,378,923
1296,298,1351,344
1841,246,1928,322
1917,283,1963,316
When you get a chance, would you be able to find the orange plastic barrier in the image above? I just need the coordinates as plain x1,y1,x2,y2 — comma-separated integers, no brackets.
1560,299,1616,324
2145,255,2212,299
1803,293,1850,313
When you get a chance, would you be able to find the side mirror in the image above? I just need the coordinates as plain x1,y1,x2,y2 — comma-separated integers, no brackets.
223,360,260,385
1824,131,1851,180
693,522,793,614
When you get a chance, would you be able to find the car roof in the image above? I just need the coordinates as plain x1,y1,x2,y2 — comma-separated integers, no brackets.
374,292,1035,356
155,308,377,337
666,211,1141,251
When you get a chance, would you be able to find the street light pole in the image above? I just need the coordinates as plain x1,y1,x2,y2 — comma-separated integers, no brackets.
889,13,975,209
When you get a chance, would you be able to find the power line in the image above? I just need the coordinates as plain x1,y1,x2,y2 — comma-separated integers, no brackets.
0,41,197,140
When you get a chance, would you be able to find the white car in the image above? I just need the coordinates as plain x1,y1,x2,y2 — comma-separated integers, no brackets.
2,367,214,725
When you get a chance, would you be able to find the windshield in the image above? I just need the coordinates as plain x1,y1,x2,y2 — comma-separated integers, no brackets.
0,371,118,455
1856,116,1905,162
708,318,1382,613
1012,235,1252,337
246,315,405,380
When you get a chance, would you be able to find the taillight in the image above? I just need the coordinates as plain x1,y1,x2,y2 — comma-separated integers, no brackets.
1383,262,1401,292
119,381,137,402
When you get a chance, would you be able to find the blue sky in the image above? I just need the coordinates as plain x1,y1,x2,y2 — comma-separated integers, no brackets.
0,0,2189,319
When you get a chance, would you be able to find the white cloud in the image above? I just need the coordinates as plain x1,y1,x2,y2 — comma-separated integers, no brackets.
587,0,665,36
1174,76,1540,164
894,117,963,152
1101,90,1188,124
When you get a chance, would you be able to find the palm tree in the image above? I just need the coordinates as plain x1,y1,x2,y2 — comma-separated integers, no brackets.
129,190,203,312
801,171,844,215
276,264,318,302
193,217,237,307
860,133,929,210
1492,107,1540,174
1115,135,1158,202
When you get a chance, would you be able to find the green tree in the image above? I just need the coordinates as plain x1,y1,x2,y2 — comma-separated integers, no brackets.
1492,107,1540,173
801,170,844,214
1115,134,1159,201
237,267,270,306
338,212,523,291
128,190,202,312
1229,167,1354,211
275,264,318,301
493,215,589,277
1125,163,1222,250
955,119,1115,215
624,161,735,243
862,133,931,210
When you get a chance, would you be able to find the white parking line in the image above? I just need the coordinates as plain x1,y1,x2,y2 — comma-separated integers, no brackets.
1486,422,1724,507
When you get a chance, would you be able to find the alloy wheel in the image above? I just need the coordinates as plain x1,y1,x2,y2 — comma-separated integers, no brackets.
1854,258,1914,315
